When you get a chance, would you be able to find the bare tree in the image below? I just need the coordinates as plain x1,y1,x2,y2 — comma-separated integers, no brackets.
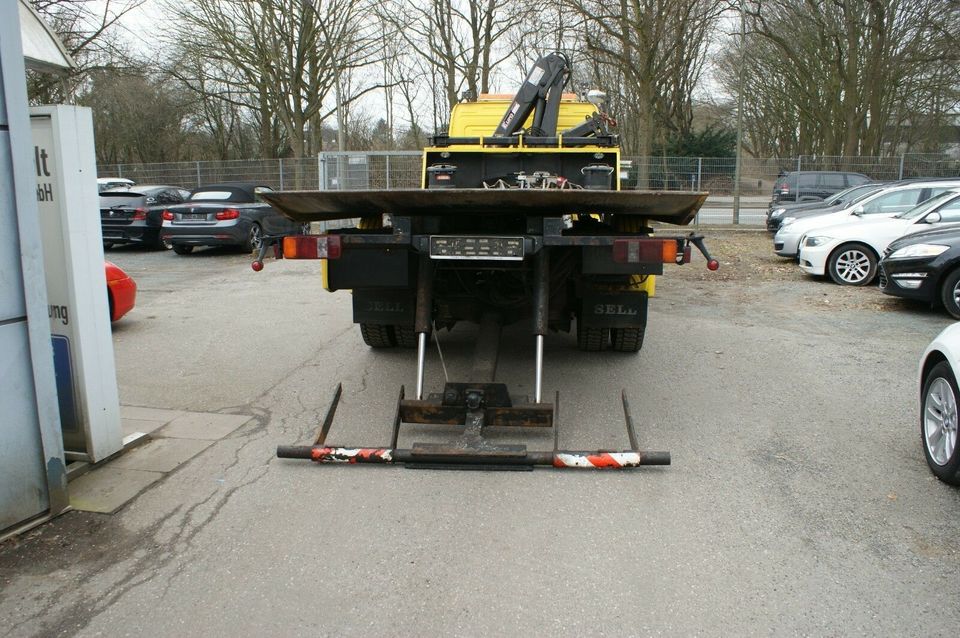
720,0,960,158
78,69,193,163
164,0,382,158
27,0,145,103
379,0,534,126
563,0,724,173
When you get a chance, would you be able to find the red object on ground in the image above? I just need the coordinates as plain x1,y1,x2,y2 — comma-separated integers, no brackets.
105,261,137,322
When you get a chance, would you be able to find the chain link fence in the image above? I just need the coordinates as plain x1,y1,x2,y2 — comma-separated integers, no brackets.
97,152,960,226
99,152,960,194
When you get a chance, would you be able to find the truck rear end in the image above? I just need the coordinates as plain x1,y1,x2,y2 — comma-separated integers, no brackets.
261,66,716,470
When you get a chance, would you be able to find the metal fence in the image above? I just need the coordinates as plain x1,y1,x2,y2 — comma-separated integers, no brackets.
97,152,960,227
98,152,960,196
622,154,960,195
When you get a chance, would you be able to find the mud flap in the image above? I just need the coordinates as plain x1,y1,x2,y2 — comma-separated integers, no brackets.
580,290,648,329
352,289,416,325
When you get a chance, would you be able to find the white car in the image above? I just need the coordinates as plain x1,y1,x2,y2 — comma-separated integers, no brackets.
919,323,960,485
799,190,960,285
774,180,960,257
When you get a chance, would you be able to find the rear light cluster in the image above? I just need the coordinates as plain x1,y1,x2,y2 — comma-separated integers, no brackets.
161,210,173,221
216,208,240,220
132,207,147,220
282,235,342,259
612,239,683,264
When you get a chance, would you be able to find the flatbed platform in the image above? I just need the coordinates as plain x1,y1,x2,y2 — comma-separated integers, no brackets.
261,189,707,225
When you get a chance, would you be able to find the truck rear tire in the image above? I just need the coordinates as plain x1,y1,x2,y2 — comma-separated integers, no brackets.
577,323,609,351
393,325,419,348
360,323,395,348
611,326,645,352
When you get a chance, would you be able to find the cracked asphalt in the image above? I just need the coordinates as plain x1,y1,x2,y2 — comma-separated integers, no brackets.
2,232,960,636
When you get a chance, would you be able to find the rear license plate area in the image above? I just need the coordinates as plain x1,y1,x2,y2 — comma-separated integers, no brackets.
429,236,524,260
182,213,206,221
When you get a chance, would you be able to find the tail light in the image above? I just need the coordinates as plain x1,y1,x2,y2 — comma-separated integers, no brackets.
133,207,147,220
613,239,682,264
161,210,174,221
216,208,240,220
282,234,342,259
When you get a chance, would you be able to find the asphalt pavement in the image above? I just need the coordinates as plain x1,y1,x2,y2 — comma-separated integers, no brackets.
2,240,959,636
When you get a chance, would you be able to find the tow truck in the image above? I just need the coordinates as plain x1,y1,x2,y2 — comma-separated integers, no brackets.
255,52,717,470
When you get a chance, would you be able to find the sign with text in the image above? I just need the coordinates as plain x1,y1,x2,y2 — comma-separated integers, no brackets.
31,106,121,462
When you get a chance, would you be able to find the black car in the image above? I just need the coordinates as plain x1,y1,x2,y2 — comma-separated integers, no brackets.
766,182,883,231
161,182,306,255
100,185,192,250
770,171,872,209
879,225,960,318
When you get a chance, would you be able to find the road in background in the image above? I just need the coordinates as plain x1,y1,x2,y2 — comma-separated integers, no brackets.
2,239,959,636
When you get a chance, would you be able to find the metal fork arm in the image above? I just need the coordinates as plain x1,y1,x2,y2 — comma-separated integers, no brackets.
276,445,670,468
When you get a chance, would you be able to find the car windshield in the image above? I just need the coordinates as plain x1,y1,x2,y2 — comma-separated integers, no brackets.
191,190,233,201
830,183,879,205
848,185,885,205
896,191,960,219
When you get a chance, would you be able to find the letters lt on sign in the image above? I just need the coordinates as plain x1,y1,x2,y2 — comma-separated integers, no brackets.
35,145,54,202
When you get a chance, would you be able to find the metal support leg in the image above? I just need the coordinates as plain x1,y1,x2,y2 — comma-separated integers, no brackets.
535,335,544,403
414,256,435,400
416,333,428,400
532,248,549,403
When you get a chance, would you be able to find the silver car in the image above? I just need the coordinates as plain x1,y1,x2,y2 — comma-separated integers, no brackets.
774,181,960,258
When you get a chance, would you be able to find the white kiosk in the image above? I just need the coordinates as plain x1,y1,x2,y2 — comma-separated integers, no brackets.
31,105,123,463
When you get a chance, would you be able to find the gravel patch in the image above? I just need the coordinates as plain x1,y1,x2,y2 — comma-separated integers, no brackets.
666,227,928,314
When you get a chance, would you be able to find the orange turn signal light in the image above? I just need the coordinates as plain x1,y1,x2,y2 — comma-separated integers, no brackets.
613,239,681,264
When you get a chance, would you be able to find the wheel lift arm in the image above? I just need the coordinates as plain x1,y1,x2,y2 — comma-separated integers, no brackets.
275,245,672,471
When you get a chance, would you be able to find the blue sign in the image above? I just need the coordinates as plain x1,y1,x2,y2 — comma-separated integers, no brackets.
50,335,78,435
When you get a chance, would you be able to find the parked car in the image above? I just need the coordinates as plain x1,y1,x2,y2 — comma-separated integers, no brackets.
766,183,884,231
918,324,960,485
774,180,960,258
798,190,960,285
880,225,960,318
769,171,871,209
105,261,136,322
100,185,192,250
97,177,135,192
161,182,306,255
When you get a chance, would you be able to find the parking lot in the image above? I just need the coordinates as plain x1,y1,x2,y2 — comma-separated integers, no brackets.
3,230,960,636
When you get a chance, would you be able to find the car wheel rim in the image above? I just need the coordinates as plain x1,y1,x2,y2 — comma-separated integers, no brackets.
835,249,871,283
952,280,960,309
250,226,262,251
925,377,958,466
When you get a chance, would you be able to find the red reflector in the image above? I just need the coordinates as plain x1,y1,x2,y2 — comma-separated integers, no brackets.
161,210,173,221
216,208,240,220
283,235,341,259
133,207,147,220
